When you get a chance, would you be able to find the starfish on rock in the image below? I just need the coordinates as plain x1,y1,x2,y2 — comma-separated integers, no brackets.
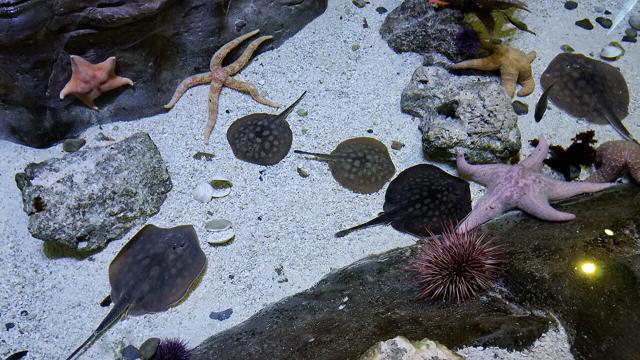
59,55,133,110
164,29,279,144
449,44,536,97
455,134,615,232
586,140,640,183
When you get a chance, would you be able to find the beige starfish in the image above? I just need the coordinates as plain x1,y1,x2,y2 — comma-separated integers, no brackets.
164,29,279,144
450,44,536,98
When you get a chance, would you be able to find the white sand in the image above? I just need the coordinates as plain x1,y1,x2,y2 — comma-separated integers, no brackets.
0,0,637,358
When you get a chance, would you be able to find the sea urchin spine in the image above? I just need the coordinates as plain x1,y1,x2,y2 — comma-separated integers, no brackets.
152,338,192,360
409,224,502,303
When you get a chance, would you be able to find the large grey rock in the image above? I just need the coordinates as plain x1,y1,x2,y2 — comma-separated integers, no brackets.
15,132,171,252
0,0,327,148
380,0,466,60
402,65,521,163
360,337,462,360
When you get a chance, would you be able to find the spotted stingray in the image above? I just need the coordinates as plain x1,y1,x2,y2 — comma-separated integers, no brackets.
335,164,471,237
540,53,636,143
67,224,206,360
227,91,306,165
294,137,396,194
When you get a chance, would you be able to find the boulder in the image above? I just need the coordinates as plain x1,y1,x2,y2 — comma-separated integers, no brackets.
0,0,327,148
15,132,171,253
359,336,462,360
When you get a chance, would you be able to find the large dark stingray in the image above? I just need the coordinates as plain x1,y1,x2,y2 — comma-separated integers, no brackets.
540,53,636,143
335,164,471,237
67,224,206,360
294,137,396,194
227,91,306,166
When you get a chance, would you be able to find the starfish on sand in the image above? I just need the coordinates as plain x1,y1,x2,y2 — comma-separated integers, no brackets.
455,134,615,232
449,44,536,98
164,29,279,144
586,140,640,183
59,55,133,110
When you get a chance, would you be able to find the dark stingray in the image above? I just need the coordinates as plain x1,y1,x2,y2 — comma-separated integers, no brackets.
335,164,471,237
227,91,306,166
540,53,636,143
294,137,396,194
67,224,206,360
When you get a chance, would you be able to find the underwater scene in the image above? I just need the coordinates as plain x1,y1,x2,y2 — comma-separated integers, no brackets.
1,0,639,359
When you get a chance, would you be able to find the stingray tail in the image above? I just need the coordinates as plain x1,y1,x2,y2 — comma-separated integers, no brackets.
277,91,307,121
66,300,130,360
335,211,395,238
605,112,640,145
293,149,335,160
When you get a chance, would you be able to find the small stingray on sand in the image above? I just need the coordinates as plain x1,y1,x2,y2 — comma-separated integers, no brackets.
335,164,471,237
227,91,306,165
540,53,636,143
294,137,396,194
67,224,206,360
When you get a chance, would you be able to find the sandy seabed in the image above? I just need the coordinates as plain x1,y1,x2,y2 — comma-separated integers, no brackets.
1,0,637,358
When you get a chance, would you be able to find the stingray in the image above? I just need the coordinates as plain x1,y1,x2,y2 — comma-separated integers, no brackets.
67,224,206,360
540,53,636,143
294,137,396,194
335,164,471,237
227,91,306,165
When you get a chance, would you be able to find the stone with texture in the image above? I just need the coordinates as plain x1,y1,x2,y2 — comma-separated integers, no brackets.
401,65,521,163
0,0,327,148
15,132,172,252
359,336,462,360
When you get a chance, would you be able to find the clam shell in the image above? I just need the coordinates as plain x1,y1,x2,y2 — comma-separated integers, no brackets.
205,219,235,246
600,42,625,60
193,182,214,203
209,177,232,198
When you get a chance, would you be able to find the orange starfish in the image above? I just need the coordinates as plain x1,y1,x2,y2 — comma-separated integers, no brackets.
164,29,279,144
450,44,536,97
59,55,133,110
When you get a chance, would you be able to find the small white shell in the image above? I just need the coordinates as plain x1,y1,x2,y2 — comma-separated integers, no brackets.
193,182,214,203
600,42,625,61
209,177,232,198
205,219,235,246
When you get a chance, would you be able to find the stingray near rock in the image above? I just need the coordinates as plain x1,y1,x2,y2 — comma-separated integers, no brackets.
294,137,396,194
540,53,636,143
227,91,306,165
67,224,206,360
335,164,471,237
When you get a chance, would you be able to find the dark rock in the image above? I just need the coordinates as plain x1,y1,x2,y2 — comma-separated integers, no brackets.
139,337,161,360
209,308,233,321
376,6,388,14
19,310,28,316
352,0,366,8
380,0,466,60
622,35,638,43
595,17,612,29
575,18,594,30
62,138,86,152
193,151,215,161
625,28,638,37
5,322,15,331
561,44,575,53
15,132,172,252
0,0,327,148
511,100,529,115
564,1,578,10
402,65,521,163
605,10,612,15
122,345,141,360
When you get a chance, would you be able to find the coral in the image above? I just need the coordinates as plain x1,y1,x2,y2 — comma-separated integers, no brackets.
409,223,502,302
152,338,191,360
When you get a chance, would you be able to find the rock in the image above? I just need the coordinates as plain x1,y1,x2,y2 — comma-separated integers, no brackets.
622,35,638,43
511,100,529,115
561,44,575,53
625,28,638,37
391,140,405,150
121,345,141,360
297,167,310,177
139,337,160,360
352,0,366,8
0,0,327,148
5,322,15,331
575,18,594,30
401,65,521,163
351,44,361,51
595,16,612,29
360,336,462,360
379,0,466,60
630,14,640,30
594,5,605,13
15,132,171,252
209,308,233,321
62,138,86,152
564,0,577,10
376,6,388,14
296,108,308,116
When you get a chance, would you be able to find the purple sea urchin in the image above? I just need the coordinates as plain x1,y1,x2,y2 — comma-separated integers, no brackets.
409,224,502,303
152,338,191,360
455,27,481,57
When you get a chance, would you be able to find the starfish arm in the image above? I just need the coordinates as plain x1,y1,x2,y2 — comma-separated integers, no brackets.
430,0,450,5
224,77,279,108
204,81,223,145
520,134,549,171
59,80,76,100
585,167,620,182
224,35,273,76
455,154,510,187
517,76,535,97
210,29,260,70
163,72,212,109
449,55,501,71
500,65,518,97
99,76,133,93
519,191,575,221
526,51,536,62
545,179,614,200
75,94,98,110
456,191,509,233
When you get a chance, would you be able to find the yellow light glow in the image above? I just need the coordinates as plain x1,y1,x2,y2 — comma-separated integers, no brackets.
580,262,597,275
604,229,614,236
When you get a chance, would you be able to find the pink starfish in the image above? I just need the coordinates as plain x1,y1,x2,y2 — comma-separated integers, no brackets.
455,135,615,233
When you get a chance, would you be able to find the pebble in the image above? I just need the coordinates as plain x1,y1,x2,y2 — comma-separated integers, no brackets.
376,6,387,14
511,100,529,115
366,128,374,134
351,44,361,51
352,0,366,8
296,108,308,116
600,42,625,60
209,308,233,321
595,17,612,29
62,138,86,152
5,322,15,331
575,18,594,30
139,337,160,360
630,14,640,30
561,44,575,53
234,19,247,31
594,5,605,12
193,151,215,161
121,345,141,360
564,1,577,10
19,310,28,316
297,167,310,178
390,140,405,150
622,35,637,43
625,28,637,37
